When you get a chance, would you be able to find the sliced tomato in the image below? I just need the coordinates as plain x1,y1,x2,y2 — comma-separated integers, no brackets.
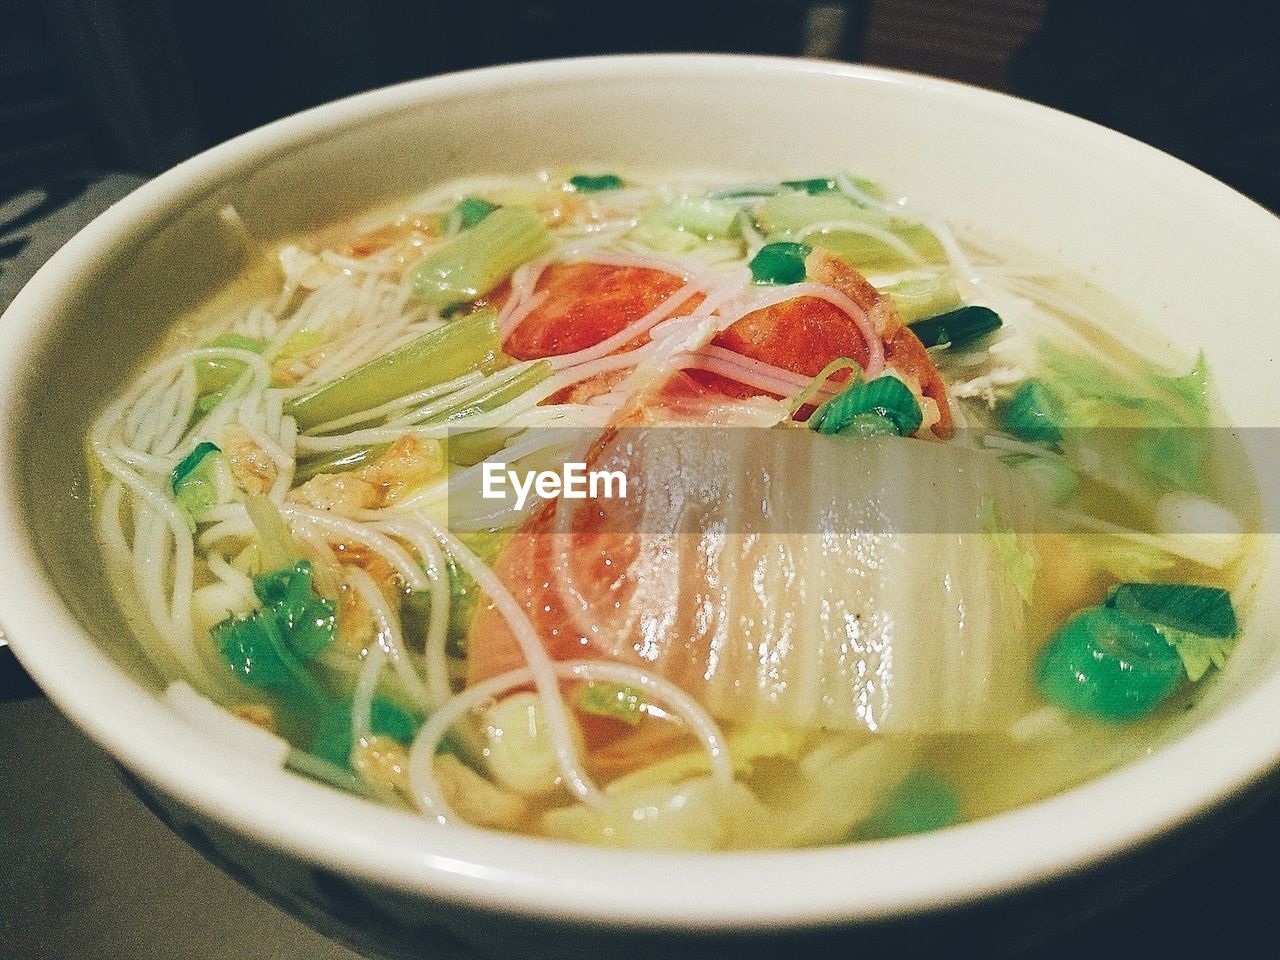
713,296,872,377
504,262,687,360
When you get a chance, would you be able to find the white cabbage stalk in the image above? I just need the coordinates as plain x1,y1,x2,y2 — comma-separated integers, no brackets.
548,432,1040,735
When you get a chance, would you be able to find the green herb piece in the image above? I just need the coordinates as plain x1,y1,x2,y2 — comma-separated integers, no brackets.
252,560,336,661
1003,378,1064,446
907,305,1002,349
749,241,812,285
310,695,421,767
568,173,624,192
1036,607,1185,721
454,196,499,230
578,682,645,726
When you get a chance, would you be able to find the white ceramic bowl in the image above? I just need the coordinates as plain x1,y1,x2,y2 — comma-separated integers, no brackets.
3,55,1280,959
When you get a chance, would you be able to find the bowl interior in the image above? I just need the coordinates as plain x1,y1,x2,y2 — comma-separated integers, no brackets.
5,56,1280,925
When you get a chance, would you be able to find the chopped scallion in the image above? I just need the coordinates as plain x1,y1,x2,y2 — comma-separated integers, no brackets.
749,241,811,285
1036,607,1185,721
908,305,1002,349
454,196,499,230
1003,378,1064,446
568,173,624,192
811,376,922,437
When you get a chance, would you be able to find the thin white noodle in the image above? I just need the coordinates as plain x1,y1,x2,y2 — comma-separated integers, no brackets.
408,514,605,807
406,659,734,825
346,566,433,712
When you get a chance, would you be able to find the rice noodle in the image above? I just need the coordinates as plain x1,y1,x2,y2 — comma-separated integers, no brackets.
406,658,734,825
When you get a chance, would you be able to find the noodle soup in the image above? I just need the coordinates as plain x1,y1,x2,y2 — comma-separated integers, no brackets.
87,169,1258,850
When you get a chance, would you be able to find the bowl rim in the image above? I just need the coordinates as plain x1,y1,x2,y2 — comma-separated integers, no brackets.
3,52,1280,931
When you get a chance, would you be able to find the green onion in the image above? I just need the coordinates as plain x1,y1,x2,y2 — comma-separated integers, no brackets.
454,196,499,230
578,682,645,726
287,308,508,431
294,443,390,484
409,207,551,309
907,305,1002,349
170,442,223,530
707,184,779,201
837,412,900,437
1002,378,1064,446
882,275,963,325
749,241,811,285
1036,607,1185,721
171,441,220,492
1106,583,1237,639
855,768,961,840
781,177,838,195
811,376,923,437
568,173,624,192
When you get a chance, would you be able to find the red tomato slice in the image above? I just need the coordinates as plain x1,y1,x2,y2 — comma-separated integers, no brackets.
504,262,687,360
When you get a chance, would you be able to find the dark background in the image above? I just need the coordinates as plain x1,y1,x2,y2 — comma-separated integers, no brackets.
2,1,1279,958
3,0,1278,208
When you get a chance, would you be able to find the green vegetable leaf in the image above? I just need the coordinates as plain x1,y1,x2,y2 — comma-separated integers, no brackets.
252,560,336,661
310,695,422,767
979,494,1037,604
1155,625,1237,682
578,682,645,726
1104,582,1238,681
1106,582,1237,638
213,608,326,704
